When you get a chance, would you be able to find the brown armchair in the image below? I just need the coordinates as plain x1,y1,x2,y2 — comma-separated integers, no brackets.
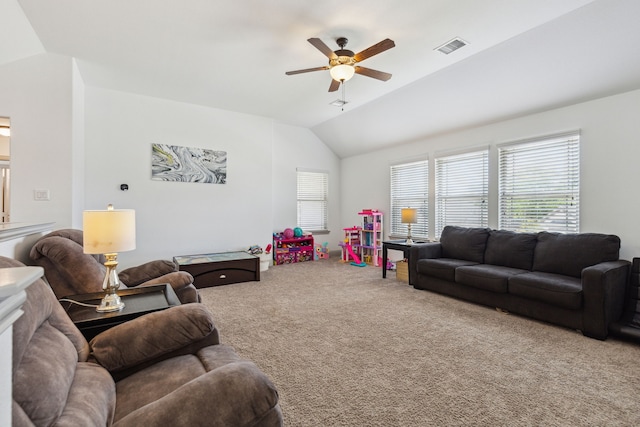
8,256,283,426
29,229,199,304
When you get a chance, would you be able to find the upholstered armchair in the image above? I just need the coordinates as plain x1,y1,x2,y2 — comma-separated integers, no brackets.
8,256,283,426
29,229,199,304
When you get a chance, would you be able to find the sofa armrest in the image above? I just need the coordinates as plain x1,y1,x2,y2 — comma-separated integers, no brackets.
138,271,194,289
114,353,281,427
118,260,177,286
581,260,630,339
89,303,218,374
138,271,199,303
408,243,442,286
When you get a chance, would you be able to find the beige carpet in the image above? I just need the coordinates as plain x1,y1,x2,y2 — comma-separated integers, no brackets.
198,256,640,426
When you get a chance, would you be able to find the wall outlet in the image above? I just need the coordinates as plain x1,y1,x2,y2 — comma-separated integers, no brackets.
34,189,50,201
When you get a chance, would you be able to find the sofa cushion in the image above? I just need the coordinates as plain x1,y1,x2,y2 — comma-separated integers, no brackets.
12,277,114,427
440,226,490,263
532,232,620,278
456,264,528,293
509,272,583,310
484,230,538,270
56,362,116,426
114,345,281,427
417,258,477,282
91,304,216,372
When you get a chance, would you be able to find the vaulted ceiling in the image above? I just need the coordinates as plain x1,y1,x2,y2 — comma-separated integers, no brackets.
2,0,640,157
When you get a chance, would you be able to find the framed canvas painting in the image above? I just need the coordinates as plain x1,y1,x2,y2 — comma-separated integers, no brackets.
151,143,226,184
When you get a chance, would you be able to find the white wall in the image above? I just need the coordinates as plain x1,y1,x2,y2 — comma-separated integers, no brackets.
84,87,276,268
342,89,640,261
0,53,342,268
272,123,341,250
71,59,85,229
0,53,74,228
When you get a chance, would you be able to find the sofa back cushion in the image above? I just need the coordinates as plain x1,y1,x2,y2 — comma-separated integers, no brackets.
440,226,490,263
29,229,107,299
532,232,620,278
484,230,538,270
5,256,115,426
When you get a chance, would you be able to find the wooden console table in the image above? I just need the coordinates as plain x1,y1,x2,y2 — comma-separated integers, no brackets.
174,251,260,288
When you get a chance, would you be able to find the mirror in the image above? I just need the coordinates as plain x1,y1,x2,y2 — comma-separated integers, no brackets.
0,117,10,222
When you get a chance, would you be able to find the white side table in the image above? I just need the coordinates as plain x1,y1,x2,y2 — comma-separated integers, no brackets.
0,266,44,427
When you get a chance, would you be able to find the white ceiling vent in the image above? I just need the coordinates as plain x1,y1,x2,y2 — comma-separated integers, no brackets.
435,38,468,54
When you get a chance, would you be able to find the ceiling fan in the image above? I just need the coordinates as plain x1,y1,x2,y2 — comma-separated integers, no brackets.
285,37,395,92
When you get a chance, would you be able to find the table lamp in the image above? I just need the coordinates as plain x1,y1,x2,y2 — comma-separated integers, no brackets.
83,204,136,312
401,208,417,245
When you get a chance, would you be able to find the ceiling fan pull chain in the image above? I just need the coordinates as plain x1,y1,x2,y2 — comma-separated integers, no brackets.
341,80,346,111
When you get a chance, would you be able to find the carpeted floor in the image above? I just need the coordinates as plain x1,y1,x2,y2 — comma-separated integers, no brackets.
198,256,640,426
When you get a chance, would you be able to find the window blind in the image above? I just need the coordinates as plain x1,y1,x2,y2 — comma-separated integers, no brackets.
297,170,328,232
435,150,488,238
390,160,428,239
498,132,580,233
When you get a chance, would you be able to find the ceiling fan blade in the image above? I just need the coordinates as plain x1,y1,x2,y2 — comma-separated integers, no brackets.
354,38,395,62
354,66,392,81
285,66,329,75
328,79,341,92
308,38,337,59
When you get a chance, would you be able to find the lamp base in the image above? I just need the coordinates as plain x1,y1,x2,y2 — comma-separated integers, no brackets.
96,254,125,312
96,292,125,312
405,238,414,245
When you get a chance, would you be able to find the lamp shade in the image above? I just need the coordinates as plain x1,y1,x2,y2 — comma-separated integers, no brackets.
401,208,417,224
329,64,355,82
83,207,136,254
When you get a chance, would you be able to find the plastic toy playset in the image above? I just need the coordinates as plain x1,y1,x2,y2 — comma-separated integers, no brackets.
339,209,383,267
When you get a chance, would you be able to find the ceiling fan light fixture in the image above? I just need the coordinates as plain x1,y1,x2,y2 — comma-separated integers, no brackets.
329,64,355,82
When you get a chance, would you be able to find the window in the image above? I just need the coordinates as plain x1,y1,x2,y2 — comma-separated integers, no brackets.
297,169,328,232
435,149,488,238
390,160,428,239
499,132,580,233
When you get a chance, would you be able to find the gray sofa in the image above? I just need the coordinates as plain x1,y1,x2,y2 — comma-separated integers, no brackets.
409,226,630,340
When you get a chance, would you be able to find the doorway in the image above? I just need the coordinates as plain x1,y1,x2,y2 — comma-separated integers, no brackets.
0,117,10,222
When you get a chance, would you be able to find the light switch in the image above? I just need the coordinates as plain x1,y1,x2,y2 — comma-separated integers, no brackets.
34,189,50,201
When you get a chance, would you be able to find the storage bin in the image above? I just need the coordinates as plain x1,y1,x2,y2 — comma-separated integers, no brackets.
396,260,408,283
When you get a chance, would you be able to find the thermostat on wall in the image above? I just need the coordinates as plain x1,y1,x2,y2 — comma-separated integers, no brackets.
33,189,50,201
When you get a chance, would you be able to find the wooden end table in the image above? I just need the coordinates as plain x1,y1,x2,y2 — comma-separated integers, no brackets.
60,283,180,340
382,240,429,280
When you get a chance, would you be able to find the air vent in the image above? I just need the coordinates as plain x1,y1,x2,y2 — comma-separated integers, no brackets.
435,38,467,54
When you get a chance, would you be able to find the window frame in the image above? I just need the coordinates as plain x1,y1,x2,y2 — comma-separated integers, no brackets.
498,131,580,233
296,169,329,233
435,148,489,238
389,159,428,240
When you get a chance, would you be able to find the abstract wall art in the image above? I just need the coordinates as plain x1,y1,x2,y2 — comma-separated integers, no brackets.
151,143,227,184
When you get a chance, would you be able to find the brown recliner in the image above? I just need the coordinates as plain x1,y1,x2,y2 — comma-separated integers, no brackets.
8,256,283,426
29,229,199,304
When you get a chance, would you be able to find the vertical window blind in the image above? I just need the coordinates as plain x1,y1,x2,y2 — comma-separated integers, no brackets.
297,170,328,232
390,160,428,239
498,132,580,233
435,149,488,238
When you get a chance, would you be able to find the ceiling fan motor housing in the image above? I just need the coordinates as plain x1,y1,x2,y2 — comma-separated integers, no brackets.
330,53,356,67
332,37,355,66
